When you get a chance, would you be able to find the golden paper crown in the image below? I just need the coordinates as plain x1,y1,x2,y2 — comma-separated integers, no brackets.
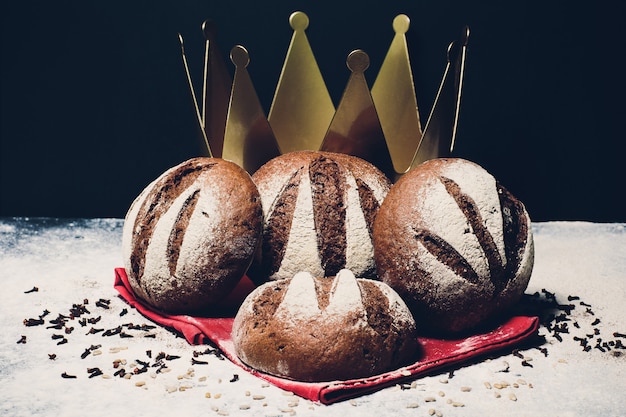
179,11,469,181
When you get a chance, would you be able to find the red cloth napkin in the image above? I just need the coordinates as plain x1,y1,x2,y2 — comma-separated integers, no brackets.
114,267,539,404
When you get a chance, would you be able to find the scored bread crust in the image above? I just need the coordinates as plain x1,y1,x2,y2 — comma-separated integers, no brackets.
122,157,262,315
248,151,391,283
232,269,419,382
373,158,534,335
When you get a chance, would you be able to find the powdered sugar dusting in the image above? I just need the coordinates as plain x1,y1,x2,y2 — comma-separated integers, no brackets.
439,160,507,266
416,175,491,281
326,269,366,316
174,172,222,277
274,271,321,324
362,279,416,329
344,173,376,277
276,172,324,279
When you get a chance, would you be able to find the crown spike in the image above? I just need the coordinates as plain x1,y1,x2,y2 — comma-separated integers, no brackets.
371,14,421,175
268,11,335,154
179,33,212,157
320,50,395,179
222,45,281,174
408,26,470,174
200,20,232,158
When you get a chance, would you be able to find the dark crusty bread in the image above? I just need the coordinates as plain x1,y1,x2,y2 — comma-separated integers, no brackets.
373,158,534,335
232,269,419,382
122,157,262,315
248,151,391,283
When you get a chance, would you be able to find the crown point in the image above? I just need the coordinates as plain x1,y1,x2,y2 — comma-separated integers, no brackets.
392,14,410,34
347,49,370,73
230,45,250,68
201,19,218,39
289,11,309,31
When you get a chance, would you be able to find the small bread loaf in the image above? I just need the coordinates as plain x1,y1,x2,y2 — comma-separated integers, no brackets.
232,269,419,382
373,158,534,335
248,151,391,283
122,157,262,315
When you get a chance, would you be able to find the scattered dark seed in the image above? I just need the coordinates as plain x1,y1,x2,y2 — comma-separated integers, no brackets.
567,295,580,301
81,348,92,359
120,308,128,317
57,338,68,345
192,358,209,365
61,372,77,379
230,374,239,382
119,332,133,338
133,366,148,375
613,332,626,339
165,355,180,361
591,318,601,326
580,301,592,307
87,316,101,324
87,368,103,378
24,287,39,294
16,335,27,344
24,318,45,327
146,350,152,358
48,354,57,360
521,360,533,368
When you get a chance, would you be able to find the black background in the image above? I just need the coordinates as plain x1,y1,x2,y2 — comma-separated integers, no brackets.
1,1,624,222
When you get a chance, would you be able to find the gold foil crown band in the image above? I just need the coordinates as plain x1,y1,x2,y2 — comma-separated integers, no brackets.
179,11,469,181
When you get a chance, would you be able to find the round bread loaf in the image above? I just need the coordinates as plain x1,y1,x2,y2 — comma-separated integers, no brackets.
248,151,391,283
373,158,534,335
122,157,262,315
232,269,419,382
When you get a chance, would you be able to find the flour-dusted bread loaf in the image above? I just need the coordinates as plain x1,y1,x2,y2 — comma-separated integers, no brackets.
122,157,262,315
373,158,534,335
232,269,418,382
248,151,391,283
